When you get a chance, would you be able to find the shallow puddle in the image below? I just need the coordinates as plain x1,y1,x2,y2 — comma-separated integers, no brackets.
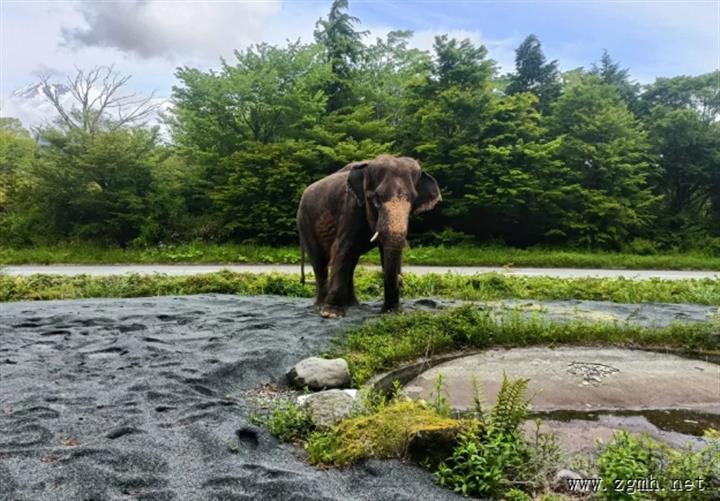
530,408,719,436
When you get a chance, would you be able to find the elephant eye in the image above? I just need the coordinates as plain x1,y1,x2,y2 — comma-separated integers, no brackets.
372,194,381,209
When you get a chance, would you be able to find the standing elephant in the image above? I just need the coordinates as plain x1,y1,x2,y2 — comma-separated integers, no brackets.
297,155,441,318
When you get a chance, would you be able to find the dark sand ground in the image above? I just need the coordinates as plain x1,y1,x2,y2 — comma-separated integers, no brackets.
1,295,717,500
1,295,462,501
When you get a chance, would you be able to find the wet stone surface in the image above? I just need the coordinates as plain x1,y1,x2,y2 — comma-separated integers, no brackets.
404,347,720,413
404,346,720,452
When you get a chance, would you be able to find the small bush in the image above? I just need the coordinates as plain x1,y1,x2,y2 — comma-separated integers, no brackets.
596,430,720,500
503,488,533,501
700,236,720,257
428,228,476,246
257,400,314,442
624,238,659,256
597,431,659,500
435,424,529,497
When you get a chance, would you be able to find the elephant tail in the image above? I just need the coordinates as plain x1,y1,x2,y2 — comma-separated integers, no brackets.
300,247,306,285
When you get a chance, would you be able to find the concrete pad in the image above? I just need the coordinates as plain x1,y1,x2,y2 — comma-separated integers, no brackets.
403,347,720,413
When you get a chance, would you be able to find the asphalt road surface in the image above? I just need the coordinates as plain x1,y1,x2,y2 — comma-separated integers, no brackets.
3,264,719,280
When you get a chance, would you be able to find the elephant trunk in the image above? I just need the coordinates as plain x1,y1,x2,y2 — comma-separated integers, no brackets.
381,245,403,312
378,197,410,312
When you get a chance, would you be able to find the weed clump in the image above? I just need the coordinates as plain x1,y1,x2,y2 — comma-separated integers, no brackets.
595,430,719,500
250,399,314,442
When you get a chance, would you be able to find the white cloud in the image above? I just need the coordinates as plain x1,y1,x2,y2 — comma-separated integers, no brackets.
365,25,519,73
61,0,283,61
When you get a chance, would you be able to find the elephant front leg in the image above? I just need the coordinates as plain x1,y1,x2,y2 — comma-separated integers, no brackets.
321,248,360,318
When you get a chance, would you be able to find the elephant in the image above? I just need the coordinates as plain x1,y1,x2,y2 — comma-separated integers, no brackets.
297,154,441,318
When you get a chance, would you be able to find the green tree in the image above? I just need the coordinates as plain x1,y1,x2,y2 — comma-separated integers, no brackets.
462,92,570,245
550,75,659,247
171,42,331,232
590,50,640,112
355,30,431,127
17,127,165,245
641,72,720,240
210,140,325,243
313,0,367,111
0,120,37,244
400,36,497,237
171,36,391,244
506,35,561,114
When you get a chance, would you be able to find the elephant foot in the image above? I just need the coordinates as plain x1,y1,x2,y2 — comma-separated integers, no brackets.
381,303,401,314
320,305,346,318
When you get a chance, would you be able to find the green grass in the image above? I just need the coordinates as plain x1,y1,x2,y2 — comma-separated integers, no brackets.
328,305,720,385
1,243,720,269
2,270,720,304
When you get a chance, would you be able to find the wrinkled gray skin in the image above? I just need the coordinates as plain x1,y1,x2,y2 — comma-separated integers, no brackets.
297,155,441,318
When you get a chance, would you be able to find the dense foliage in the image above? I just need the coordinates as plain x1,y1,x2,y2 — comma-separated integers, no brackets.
1,1,718,252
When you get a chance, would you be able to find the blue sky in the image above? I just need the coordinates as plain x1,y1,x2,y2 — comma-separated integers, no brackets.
1,0,718,102
348,0,719,83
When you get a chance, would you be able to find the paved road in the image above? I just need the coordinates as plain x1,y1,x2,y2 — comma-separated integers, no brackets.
3,264,719,280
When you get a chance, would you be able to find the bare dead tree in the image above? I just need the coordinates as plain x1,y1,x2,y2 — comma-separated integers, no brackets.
39,65,162,134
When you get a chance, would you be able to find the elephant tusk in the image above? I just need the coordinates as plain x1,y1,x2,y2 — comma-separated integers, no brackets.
370,231,379,242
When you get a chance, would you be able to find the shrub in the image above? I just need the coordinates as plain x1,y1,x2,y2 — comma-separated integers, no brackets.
255,400,314,442
700,236,720,257
504,489,533,501
624,238,659,256
596,430,720,500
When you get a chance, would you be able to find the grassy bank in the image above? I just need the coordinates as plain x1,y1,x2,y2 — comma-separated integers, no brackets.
328,305,720,385
2,243,720,270
2,269,720,304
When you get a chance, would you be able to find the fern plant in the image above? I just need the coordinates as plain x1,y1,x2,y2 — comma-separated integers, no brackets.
434,374,536,498
488,373,530,434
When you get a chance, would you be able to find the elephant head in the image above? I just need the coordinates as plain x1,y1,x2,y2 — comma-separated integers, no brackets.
346,155,441,310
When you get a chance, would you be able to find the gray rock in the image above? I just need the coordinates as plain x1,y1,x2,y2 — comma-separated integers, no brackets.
553,469,584,491
298,389,361,427
287,357,351,390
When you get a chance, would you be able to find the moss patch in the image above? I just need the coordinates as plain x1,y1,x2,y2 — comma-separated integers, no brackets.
305,399,461,467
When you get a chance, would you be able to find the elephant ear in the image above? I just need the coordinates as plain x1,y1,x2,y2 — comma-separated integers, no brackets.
346,162,368,206
413,171,442,215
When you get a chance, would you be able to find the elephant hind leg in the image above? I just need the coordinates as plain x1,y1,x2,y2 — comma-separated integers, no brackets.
310,254,329,307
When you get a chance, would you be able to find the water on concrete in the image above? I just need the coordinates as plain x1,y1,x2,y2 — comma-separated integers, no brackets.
403,347,720,450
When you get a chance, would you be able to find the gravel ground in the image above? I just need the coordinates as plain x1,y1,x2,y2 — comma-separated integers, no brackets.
0,295,461,501
1,295,717,500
